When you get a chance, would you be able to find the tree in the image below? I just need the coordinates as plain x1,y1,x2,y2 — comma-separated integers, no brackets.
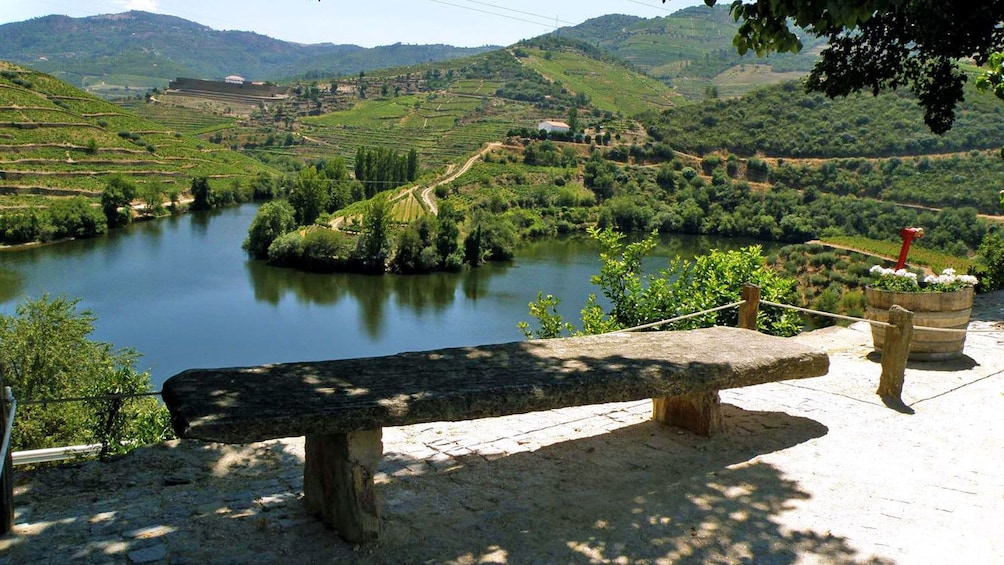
288,166,328,225
353,196,392,273
691,1,1004,134
100,175,137,228
138,183,165,216
189,176,213,210
244,200,297,259
435,200,463,270
568,106,580,134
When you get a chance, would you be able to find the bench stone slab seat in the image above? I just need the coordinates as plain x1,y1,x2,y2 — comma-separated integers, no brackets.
162,326,829,542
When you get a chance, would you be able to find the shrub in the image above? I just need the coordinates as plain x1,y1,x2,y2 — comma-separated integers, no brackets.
0,295,172,456
244,200,297,259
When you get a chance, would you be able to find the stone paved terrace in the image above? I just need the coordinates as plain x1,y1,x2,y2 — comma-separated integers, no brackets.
2,291,1002,564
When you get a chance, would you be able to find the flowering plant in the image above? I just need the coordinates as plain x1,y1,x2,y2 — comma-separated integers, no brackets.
869,266,978,292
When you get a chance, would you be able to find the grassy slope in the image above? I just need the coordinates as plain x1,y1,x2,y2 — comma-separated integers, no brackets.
553,6,823,100
0,62,278,198
518,47,681,115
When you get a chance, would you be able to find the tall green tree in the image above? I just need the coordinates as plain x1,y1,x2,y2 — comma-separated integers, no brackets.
189,176,213,210
353,196,392,273
288,166,328,225
435,200,463,271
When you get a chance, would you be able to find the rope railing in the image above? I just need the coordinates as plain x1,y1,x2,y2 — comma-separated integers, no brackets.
759,300,895,329
760,299,1002,334
614,301,745,333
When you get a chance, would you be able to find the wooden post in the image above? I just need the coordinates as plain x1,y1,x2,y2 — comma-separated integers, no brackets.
1,382,13,535
738,284,761,330
303,429,383,543
653,392,725,436
877,305,913,403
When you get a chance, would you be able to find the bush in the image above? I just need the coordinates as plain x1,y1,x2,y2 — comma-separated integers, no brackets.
266,231,306,266
971,231,1004,292
0,295,172,456
244,200,297,259
521,228,801,338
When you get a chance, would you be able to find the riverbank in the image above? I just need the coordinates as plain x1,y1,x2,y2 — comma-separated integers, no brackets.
3,290,1001,564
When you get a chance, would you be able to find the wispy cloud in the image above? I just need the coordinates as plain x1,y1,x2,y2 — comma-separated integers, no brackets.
116,0,160,11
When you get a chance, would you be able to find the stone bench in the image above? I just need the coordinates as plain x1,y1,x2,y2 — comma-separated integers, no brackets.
162,325,828,543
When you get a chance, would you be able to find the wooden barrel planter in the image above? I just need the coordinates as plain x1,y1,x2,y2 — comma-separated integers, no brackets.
865,286,974,361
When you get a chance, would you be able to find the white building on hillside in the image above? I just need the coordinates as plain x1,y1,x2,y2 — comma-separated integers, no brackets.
224,75,246,85
538,120,570,133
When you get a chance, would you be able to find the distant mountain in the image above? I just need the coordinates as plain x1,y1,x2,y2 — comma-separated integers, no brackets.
0,11,498,97
549,5,826,100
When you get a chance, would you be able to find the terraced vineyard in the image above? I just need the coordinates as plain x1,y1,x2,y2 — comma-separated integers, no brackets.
298,91,547,169
116,99,237,135
0,63,278,200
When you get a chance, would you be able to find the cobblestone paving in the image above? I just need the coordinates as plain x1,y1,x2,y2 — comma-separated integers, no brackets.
2,291,1001,564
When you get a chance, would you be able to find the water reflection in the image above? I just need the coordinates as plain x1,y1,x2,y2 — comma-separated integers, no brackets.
0,266,22,303
0,203,784,389
245,258,515,339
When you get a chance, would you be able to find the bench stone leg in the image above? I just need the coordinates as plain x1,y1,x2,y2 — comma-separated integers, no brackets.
303,429,383,543
652,392,725,436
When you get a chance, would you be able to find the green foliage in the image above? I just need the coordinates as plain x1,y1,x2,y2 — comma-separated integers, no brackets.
353,196,393,273
101,175,137,227
521,228,801,339
518,292,575,339
188,176,213,210
354,146,420,198
971,231,1004,292
244,200,298,259
434,201,463,271
288,166,327,225
391,216,439,274
0,197,108,244
648,81,1004,159
0,295,172,455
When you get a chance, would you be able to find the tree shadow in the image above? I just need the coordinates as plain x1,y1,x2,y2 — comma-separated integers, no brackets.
364,405,892,564
2,439,356,563
1,403,891,564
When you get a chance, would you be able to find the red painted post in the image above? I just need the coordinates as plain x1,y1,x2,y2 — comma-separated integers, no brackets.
895,227,925,269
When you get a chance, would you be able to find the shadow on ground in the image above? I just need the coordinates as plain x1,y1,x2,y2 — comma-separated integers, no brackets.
4,404,896,564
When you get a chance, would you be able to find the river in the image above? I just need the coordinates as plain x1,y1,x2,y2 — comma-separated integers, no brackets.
0,204,775,389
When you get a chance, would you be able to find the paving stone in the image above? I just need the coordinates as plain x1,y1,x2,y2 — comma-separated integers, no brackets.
127,543,167,563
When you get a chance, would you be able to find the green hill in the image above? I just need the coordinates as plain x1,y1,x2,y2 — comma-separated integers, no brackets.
647,80,1004,159
130,47,668,171
0,11,497,98
514,37,681,115
550,5,824,100
0,62,279,200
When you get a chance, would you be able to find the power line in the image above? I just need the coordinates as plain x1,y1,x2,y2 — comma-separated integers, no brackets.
452,0,578,27
427,0,556,29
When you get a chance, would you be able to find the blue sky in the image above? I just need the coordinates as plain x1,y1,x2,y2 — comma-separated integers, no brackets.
0,0,711,47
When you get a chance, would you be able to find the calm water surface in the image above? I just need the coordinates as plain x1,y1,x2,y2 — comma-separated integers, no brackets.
0,204,773,388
